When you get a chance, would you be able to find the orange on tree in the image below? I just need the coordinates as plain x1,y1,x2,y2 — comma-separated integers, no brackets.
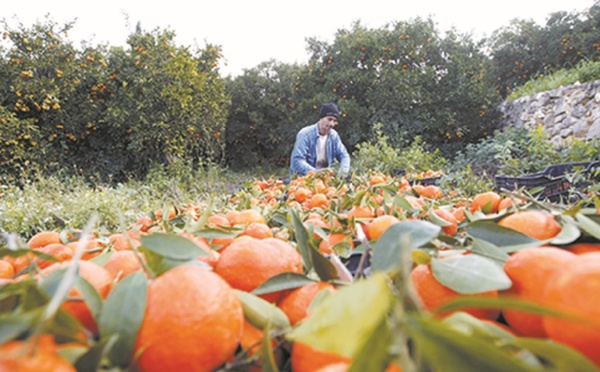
0,335,76,372
27,230,62,249
278,281,336,325
40,260,113,335
214,236,303,303
133,264,243,372
469,191,501,214
542,252,600,367
502,246,576,337
367,215,400,241
497,210,562,240
409,262,500,320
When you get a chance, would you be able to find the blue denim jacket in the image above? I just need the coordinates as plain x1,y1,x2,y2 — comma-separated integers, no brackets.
289,123,350,177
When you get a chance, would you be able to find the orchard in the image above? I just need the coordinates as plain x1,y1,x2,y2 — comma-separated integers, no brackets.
1,169,600,371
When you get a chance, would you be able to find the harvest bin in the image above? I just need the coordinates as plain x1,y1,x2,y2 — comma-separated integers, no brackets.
494,161,600,201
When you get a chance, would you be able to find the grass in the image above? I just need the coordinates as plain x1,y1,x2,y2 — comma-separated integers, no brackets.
0,163,272,239
507,59,600,100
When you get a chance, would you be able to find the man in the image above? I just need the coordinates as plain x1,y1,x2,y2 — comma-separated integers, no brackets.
289,103,351,177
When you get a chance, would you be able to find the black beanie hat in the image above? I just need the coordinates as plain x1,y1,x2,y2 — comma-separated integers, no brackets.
319,103,340,119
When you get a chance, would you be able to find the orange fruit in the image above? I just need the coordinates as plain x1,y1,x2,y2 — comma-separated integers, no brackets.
409,262,500,320
419,185,443,200
207,214,231,228
66,239,105,261
451,206,466,223
33,243,74,269
469,191,501,214
239,222,274,239
239,319,283,371
318,233,354,255
369,175,386,186
294,187,312,203
346,205,375,220
103,250,145,281
134,265,243,372
542,253,600,366
498,210,562,240
502,247,576,337
108,232,142,251
27,231,62,249
498,197,523,211
291,341,350,372
278,281,336,325
0,260,15,279
227,209,266,226
307,193,330,209
367,215,400,241
0,335,76,372
566,242,600,255
40,260,113,335
432,209,458,236
129,215,154,232
214,237,303,303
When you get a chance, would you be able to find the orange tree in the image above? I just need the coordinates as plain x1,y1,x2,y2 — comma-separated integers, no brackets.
0,18,229,182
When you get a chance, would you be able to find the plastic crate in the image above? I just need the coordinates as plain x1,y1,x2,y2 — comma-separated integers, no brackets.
495,161,600,201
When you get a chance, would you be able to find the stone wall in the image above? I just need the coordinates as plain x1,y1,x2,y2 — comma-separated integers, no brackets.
499,79,600,149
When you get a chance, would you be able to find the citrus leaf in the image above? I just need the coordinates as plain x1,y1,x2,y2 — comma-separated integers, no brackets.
405,314,535,372
75,276,103,326
470,238,510,266
348,314,393,372
428,207,451,226
0,310,41,345
394,194,419,213
74,334,118,372
465,220,541,249
259,321,278,372
310,243,339,281
512,337,600,372
252,273,316,295
575,212,600,240
549,216,580,245
290,209,312,271
99,272,147,367
372,220,441,272
235,290,290,330
287,272,394,359
431,255,512,294
140,233,208,260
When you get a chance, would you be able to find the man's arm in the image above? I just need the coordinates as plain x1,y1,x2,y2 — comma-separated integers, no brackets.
332,133,351,174
290,130,316,176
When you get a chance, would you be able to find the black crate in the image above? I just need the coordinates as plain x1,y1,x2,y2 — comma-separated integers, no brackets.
495,161,599,201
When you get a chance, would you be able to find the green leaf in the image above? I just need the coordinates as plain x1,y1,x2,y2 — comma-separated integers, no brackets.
428,207,451,226
431,255,512,294
470,238,510,267
575,212,600,240
140,248,204,278
512,338,600,372
405,314,535,372
290,209,312,271
99,272,147,367
235,290,290,330
549,216,580,245
0,310,41,344
348,314,393,372
310,243,339,282
140,233,209,260
259,321,278,372
74,334,118,372
394,194,419,213
372,220,441,272
252,273,316,295
287,272,394,359
465,220,542,250
75,276,103,328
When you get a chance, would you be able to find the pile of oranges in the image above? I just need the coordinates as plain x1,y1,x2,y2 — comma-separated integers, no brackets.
1,170,600,371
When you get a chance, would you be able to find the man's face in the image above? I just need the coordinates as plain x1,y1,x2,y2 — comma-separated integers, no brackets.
318,116,338,135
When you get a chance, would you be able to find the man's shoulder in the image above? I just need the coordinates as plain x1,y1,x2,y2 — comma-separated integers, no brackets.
298,123,318,135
